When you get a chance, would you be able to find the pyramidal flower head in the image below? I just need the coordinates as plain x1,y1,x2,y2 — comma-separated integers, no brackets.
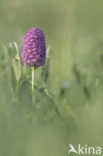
21,27,46,68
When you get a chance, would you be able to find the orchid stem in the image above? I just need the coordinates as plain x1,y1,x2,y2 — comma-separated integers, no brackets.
32,67,35,102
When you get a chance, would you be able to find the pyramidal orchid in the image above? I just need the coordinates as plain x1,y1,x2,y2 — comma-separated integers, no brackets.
21,27,46,67
21,27,46,101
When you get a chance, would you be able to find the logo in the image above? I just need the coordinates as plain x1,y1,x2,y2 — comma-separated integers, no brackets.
68,144,102,155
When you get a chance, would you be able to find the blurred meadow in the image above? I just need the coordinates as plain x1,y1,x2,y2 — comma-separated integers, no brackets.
0,0,103,155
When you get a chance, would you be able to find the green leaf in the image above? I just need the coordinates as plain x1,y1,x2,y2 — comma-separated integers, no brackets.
13,42,20,60
12,42,21,82
12,59,21,82
41,45,51,83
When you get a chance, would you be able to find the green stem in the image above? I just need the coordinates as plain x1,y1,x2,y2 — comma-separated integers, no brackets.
32,67,35,102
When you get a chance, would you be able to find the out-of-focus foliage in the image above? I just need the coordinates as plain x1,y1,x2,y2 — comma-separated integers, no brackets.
0,0,103,156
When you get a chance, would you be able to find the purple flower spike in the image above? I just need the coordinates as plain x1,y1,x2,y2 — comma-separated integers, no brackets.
21,27,46,68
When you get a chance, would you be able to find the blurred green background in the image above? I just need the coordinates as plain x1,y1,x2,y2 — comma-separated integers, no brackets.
0,0,103,156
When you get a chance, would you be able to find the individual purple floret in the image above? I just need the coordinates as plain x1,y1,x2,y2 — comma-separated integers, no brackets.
21,27,46,68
